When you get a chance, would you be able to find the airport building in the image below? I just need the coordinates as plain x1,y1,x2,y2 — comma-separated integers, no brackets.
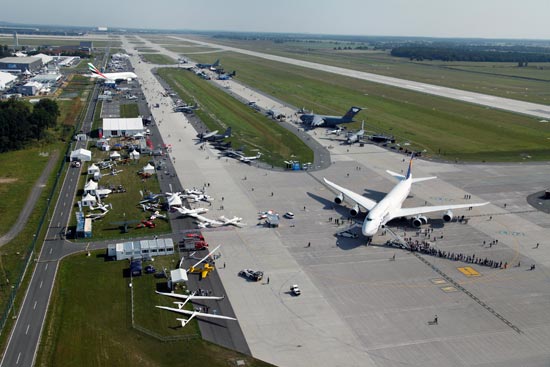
107,238,175,261
0,56,43,74
18,81,43,96
0,71,17,91
102,117,144,138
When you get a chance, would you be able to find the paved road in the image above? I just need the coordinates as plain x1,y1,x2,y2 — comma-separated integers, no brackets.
171,36,550,119
0,50,109,367
0,151,59,247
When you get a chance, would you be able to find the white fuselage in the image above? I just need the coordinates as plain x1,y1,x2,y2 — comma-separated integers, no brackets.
92,71,137,82
362,178,411,237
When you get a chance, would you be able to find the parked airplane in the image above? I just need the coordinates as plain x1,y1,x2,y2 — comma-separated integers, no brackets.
197,127,232,142
87,63,137,82
300,106,362,127
323,154,489,242
218,71,236,80
346,121,366,144
171,206,209,217
155,291,224,308
327,127,344,136
156,306,236,328
195,59,220,70
196,215,245,229
239,152,262,164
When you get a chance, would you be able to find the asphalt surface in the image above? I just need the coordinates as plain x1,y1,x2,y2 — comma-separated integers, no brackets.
0,151,59,247
171,36,550,119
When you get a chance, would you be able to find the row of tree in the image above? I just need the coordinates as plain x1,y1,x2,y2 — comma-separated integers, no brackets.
0,99,60,153
391,46,550,62
0,44,10,58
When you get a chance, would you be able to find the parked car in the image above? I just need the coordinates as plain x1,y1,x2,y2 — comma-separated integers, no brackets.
144,265,156,274
290,284,301,296
238,269,264,282
284,212,295,219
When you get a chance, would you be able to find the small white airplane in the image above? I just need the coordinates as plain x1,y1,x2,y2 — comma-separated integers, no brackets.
239,152,262,164
346,121,365,144
89,203,111,213
156,291,225,308
86,210,109,221
171,206,209,216
87,63,137,82
323,154,489,242
181,193,213,203
218,215,245,227
149,211,167,220
155,306,237,328
327,127,344,136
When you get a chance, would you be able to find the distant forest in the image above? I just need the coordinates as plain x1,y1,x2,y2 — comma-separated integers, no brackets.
391,45,550,62
0,45,10,58
0,99,60,153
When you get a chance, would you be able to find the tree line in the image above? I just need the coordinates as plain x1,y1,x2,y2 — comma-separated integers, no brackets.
0,99,60,153
391,45,550,62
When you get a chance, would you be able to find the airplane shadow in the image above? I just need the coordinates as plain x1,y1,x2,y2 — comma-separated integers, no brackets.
306,192,350,217
362,189,387,202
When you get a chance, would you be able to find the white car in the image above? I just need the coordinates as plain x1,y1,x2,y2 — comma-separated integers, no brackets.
284,212,295,219
290,284,301,296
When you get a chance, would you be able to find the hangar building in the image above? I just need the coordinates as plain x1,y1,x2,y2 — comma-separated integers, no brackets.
0,56,43,73
102,117,144,138
0,71,17,91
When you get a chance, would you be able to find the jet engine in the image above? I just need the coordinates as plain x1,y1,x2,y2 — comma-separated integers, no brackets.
349,204,360,217
334,193,344,204
411,215,427,228
443,210,453,222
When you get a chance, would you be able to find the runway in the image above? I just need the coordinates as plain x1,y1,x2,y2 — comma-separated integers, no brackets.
170,36,550,119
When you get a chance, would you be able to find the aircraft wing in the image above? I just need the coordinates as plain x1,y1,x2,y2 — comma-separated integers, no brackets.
194,214,223,225
155,291,224,301
392,202,489,219
323,178,377,211
156,306,237,321
311,116,325,126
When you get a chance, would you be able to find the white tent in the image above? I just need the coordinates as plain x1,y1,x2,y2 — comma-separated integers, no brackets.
130,150,140,160
143,163,155,175
87,163,100,175
81,193,97,207
70,148,92,162
110,151,121,160
84,179,98,195
170,268,188,283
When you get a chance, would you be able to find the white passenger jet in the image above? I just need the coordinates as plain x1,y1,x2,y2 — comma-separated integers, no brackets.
87,63,137,82
323,155,489,242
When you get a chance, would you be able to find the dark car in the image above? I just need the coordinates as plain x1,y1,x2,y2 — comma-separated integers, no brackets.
144,265,156,274
238,269,264,282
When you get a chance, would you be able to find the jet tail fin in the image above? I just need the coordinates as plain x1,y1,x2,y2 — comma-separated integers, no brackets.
213,59,220,67
225,127,232,137
87,63,107,79
343,106,362,120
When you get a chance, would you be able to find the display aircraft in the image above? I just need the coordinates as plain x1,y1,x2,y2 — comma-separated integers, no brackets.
218,71,236,80
346,121,366,144
87,63,137,82
155,291,224,308
197,127,232,142
300,106,362,127
327,127,344,136
239,152,262,164
89,203,111,213
211,141,232,151
171,206,209,217
323,154,489,242
196,215,245,229
195,59,220,70
186,245,221,279
181,192,214,203
156,306,236,328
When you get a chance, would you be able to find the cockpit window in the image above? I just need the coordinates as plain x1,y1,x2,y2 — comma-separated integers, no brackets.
366,218,373,221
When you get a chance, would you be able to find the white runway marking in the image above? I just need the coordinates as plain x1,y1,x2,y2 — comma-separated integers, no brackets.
44,263,48,271
39,281,43,289
16,352,21,364
33,301,37,310
25,324,30,335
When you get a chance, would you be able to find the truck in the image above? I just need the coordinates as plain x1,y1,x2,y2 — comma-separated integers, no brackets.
179,234,208,251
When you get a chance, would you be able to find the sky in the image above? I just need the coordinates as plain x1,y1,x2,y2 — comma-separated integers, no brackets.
3,0,550,39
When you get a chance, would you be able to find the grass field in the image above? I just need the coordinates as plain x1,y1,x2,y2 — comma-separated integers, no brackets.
120,103,140,118
164,45,221,54
187,51,550,162
35,250,273,367
157,68,314,166
140,53,176,65
70,152,171,241
181,36,550,105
